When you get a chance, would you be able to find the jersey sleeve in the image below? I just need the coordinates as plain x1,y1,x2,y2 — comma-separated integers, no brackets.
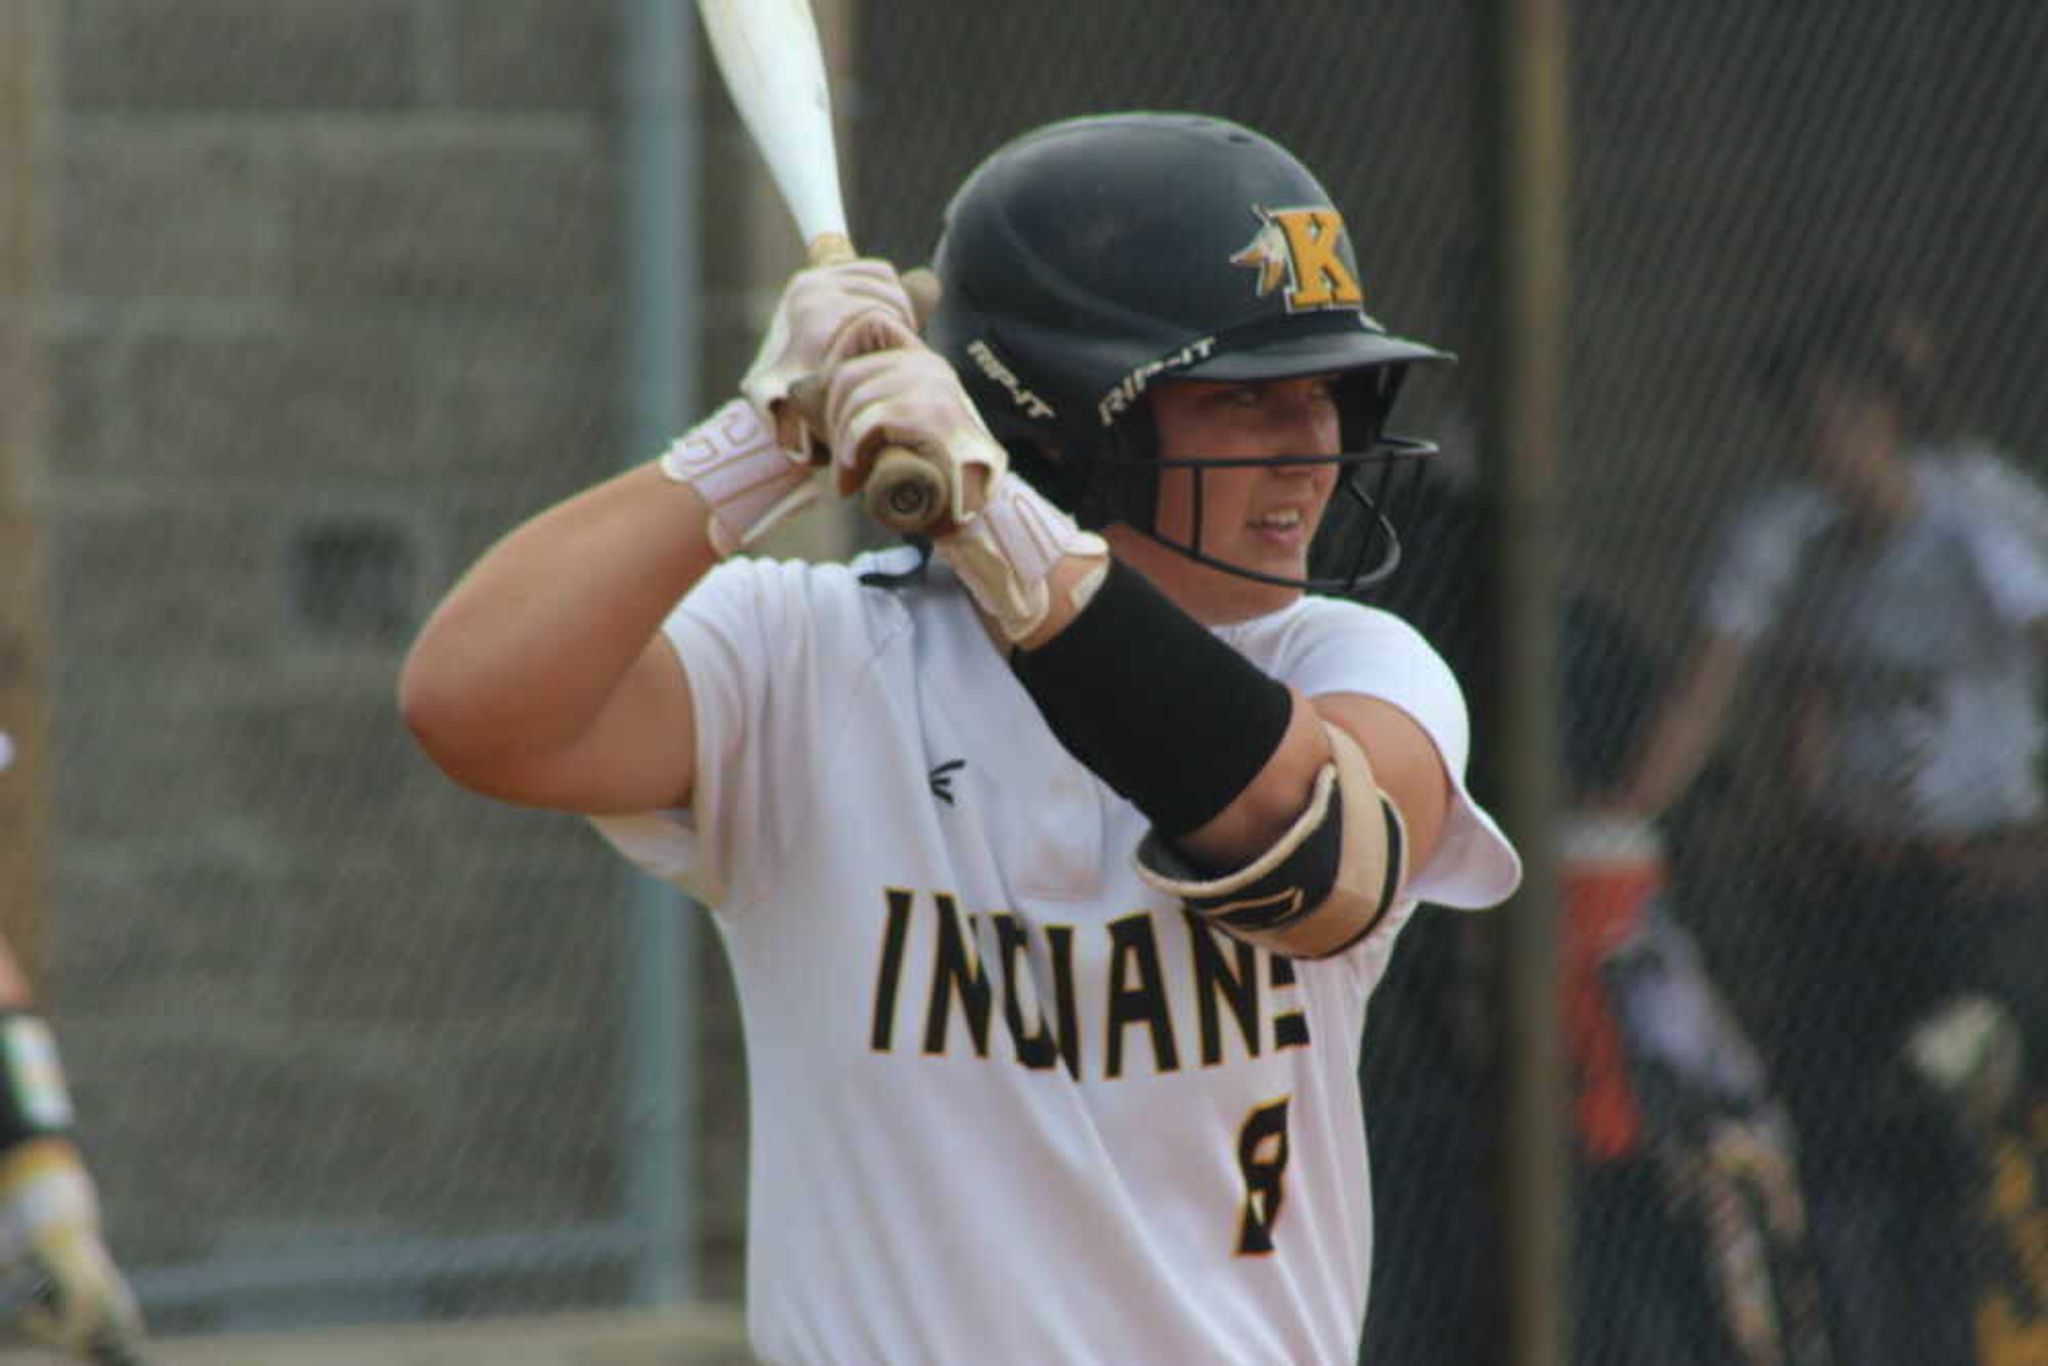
1698,485,1829,644
1950,447,2048,626
587,557,876,911
1280,601,1522,911
1968,514,2048,627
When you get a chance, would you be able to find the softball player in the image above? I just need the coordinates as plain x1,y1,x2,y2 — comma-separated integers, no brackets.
0,933,145,1363
403,112,1519,1364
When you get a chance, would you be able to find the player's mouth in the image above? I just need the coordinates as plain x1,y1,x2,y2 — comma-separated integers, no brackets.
1245,506,1310,551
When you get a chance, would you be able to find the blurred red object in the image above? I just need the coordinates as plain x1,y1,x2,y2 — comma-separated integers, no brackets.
1562,813,1665,1161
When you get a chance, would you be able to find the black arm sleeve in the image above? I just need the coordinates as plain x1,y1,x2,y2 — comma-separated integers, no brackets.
1010,560,1293,839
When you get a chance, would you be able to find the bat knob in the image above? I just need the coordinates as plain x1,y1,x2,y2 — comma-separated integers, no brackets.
878,480,934,522
864,450,947,533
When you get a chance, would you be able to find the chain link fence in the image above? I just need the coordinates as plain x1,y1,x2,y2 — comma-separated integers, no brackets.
14,0,2045,1360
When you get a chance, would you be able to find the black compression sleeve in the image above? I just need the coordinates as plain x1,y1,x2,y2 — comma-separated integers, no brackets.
1010,560,1293,838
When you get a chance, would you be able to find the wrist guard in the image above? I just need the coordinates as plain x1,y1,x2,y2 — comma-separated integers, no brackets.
659,398,818,557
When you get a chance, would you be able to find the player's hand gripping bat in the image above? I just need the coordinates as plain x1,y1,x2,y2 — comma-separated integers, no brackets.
696,0,950,535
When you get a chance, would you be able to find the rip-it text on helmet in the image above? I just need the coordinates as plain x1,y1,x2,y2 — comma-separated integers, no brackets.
1097,336,1219,428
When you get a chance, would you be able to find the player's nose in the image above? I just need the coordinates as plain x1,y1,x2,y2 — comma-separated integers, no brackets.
1276,406,1342,459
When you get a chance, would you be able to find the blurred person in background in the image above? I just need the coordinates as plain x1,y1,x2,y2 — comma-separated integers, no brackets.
1606,278,2048,1364
0,744,145,1364
0,940,146,1365
1366,354,1831,1363
1359,309,1843,1359
0,959,143,1362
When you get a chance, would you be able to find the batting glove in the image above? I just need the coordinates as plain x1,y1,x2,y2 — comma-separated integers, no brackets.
741,259,923,458
0,1139,146,1364
663,262,934,557
821,331,1106,641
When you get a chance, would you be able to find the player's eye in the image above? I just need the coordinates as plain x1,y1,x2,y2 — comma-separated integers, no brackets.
1198,379,1334,417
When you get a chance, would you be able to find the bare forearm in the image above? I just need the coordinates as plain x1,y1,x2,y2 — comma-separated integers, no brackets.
1618,703,1716,814
400,463,717,764
1615,634,1747,815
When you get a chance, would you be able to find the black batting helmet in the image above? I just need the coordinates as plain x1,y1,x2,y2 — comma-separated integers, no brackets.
924,111,1449,593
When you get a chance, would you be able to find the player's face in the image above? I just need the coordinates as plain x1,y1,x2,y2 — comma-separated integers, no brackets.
1120,375,1343,622
1800,365,1903,491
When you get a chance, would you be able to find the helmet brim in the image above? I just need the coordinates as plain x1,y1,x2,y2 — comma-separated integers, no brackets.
1179,326,1452,382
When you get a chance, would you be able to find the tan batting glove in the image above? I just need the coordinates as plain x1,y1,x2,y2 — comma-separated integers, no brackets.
0,1139,146,1364
822,329,1107,641
741,259,922,458
662,265,933,557
821,321,1003,515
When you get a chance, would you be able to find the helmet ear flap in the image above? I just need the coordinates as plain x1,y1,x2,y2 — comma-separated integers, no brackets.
1095,412,1162,533
1336,366,1406,453
1008,431,1128,532
1010,411,1162,534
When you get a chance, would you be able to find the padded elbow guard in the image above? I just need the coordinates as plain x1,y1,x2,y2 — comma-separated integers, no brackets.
1136,723,1407,959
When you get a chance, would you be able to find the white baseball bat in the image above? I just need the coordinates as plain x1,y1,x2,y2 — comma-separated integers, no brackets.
695,0,949,534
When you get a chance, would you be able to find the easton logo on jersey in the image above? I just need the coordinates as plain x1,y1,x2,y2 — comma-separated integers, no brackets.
928,759,965,805
1229,206,1363,312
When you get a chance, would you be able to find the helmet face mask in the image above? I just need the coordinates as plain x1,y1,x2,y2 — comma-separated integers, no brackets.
1091,369,1431,595
927,111,1448,599
1116,440,1432,593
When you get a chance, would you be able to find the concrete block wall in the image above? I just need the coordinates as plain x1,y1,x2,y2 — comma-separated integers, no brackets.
1,0,57,987
34,0,765,1320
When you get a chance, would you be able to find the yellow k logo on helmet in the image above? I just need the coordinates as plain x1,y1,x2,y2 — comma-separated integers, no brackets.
1230,207,1364,312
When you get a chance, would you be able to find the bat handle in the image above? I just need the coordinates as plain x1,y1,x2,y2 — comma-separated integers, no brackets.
805,231,857,267
802,233,952,535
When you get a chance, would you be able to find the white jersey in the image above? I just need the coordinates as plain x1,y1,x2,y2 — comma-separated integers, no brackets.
594,548,1520,1366
1700,443,2048,836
